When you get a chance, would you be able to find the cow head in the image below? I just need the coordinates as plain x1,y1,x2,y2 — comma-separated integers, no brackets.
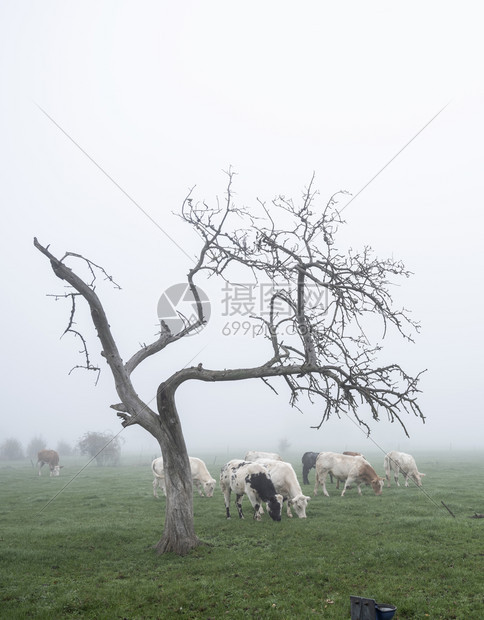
371,477,384,495
203,478,216,497
267,494,283,521
413,472,425,486
50,465,63,477
288,494,311,518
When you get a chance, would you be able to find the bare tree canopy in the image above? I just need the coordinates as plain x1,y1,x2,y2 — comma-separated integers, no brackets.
175,171,424,433
34,172,424,555
77,432,122,466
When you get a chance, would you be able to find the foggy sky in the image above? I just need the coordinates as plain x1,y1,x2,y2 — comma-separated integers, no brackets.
1,2,483,459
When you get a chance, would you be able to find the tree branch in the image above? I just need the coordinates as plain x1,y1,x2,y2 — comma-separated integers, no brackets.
34,238,159,432
177,173,425,433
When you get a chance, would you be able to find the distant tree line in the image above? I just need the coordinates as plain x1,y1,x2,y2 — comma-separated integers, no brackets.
0,435,75,461
0,438,24,460
0,435,95,462
0,432,123,465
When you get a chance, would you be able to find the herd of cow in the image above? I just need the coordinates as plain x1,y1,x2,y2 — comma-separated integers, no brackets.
36,448,425,523
150,449,425,522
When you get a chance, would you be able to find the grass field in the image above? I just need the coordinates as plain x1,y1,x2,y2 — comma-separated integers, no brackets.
0,450,483,619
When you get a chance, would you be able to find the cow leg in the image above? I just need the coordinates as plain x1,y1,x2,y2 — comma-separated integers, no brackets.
245,488,263,520
37,461,44,476
302,464,310,485
153,475,167,496
394,470,400,487
321,471,331,497
254,498,263,521
235,494,245,519
341,476,354,496
404,473,410,487
286,499,293,518
315,469,330,496
158,478,167,496
221,485,231,518
194,480,204,496
313,470,320,496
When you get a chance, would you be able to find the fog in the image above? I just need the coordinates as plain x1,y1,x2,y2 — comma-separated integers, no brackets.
1,2,483,462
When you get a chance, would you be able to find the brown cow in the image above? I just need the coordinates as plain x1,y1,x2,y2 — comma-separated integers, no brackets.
37,449,62,477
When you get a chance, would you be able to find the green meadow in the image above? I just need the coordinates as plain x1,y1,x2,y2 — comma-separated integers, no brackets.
0,451,483,619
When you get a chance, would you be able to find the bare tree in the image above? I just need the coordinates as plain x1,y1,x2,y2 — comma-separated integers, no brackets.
26,435,46,460
77,432,122,466
34,171,424,555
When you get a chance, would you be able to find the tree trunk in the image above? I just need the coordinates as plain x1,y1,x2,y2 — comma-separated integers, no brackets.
153,381,202,555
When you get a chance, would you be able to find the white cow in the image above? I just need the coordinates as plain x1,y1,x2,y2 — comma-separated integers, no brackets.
37,449,62,477
151,456,216,498
220,459,283,521
258,459,311,518
384,451,425,487
245,451,282,462
314,452,384,497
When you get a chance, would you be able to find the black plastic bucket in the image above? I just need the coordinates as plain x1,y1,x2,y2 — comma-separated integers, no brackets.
375,603,397,620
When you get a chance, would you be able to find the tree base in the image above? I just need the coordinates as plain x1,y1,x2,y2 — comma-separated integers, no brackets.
154,534,204,556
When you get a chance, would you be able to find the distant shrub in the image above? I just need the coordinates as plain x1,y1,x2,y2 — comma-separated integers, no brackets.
56,440,73,456
278,438,291,454
0,438,24,460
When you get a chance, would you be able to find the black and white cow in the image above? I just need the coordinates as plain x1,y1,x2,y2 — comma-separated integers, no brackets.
220,459,283,521
258,459,311,518
245,451,282,462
